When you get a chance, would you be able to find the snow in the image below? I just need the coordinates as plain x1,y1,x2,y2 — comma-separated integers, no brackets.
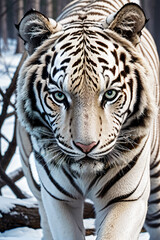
0,227,42,240
0,39,150,239
0,197,37,215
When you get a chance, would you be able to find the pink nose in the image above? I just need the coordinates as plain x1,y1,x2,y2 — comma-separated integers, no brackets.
74,141,97,153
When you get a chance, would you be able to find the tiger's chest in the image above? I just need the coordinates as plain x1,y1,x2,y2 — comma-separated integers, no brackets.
36,139,151,204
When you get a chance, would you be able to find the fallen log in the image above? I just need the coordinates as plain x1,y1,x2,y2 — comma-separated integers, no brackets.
0,197,40,232
0,197,95,233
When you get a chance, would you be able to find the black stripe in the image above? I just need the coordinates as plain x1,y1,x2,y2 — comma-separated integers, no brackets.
42,66,48,79
96,31,110,41
61,58,71,65
51,51,58,66
145,222,160,228
40,179,69,202
62,167,83,195
28,72,38,112
56,34,69,44
150,148,160,170
60,42,72,50
100,190,138,212
151,160,160,170
150,169,160,178
151,185,160,194
87,166,111,192
147,212,160,221
149,198,160,205
98,57,108,65
27,73,48,128
36,81,51,126
120,52,126,65
112,49,118,65
96,40,108,49
61,46,73,56
69,47,81,56
35,152,77,199
146,210,160,227
127,108,150,129
127,78,133,115
86,57,97,67
86,46,99,55
59,65,67,72
72,58,81,68
128,69,143,118
100,154,148,212
73,79,81,91
85,71,98,89
97,143,145,198
45,55,51,64
117,135,145,155
51,67,59,78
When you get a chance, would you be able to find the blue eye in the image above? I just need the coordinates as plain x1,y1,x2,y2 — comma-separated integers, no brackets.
105,89,117,101
53,91,65,102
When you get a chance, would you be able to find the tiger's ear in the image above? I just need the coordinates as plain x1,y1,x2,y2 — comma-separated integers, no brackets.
16,9,62,55
107,3,147,45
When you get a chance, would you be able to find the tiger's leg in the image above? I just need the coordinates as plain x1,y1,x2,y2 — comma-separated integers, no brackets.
95,180,150,240
145,118,160,240
38,199,52,240
145,174,160,240
41,185,85,240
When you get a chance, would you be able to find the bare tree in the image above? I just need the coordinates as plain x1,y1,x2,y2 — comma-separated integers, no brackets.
29,0,40,11
46,0,53,18
57,0,71,16
0,52,27,198
141,0,160,55
16,0,24,53
1,0,8,50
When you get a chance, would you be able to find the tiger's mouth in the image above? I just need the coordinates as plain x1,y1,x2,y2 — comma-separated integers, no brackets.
76,156,104,164
68,155,110,167
68,156,108,173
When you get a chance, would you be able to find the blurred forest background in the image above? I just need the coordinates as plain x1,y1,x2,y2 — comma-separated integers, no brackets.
0,0,159,233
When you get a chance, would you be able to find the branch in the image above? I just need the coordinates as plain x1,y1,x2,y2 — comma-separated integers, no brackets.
0,52,27,129
0,167,24,189
5,111,16,119
1,116,17,170
0,165,27,199
0,88,5,98
0,133,10,143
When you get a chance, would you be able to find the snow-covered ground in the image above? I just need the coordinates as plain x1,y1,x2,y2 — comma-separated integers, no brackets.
0,39,150,239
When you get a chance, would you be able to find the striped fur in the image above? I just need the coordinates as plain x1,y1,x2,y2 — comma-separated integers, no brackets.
17,0,160,239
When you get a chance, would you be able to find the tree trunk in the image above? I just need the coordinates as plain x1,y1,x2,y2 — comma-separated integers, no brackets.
1,0,8,50
30,0,40,11
141,0,156,37
46,0,53,18
141,0,160,56
57,0,71,17
16,0,24,53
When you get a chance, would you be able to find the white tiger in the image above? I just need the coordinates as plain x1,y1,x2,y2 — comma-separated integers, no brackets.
16,0,160,239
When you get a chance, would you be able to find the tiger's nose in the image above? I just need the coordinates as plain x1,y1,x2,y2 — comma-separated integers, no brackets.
74,141,97,153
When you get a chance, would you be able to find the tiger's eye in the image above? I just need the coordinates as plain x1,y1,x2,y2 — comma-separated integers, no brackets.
53,91,65,102
105,89,117,101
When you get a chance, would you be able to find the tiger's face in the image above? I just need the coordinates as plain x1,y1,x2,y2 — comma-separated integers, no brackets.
17,6,154,172
44,31,133,164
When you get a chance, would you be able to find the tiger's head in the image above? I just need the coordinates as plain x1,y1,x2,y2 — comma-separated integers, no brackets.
17,4,155,173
